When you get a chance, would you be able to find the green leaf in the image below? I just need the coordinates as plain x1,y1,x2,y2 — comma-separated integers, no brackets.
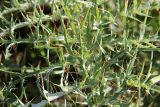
150,75,160,84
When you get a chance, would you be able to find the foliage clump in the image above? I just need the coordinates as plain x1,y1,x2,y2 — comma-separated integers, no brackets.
0,0,160,106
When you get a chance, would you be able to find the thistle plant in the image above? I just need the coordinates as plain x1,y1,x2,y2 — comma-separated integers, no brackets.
0,0,160,106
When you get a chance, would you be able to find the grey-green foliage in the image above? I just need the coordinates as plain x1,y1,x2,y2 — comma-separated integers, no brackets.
0,0,160,106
